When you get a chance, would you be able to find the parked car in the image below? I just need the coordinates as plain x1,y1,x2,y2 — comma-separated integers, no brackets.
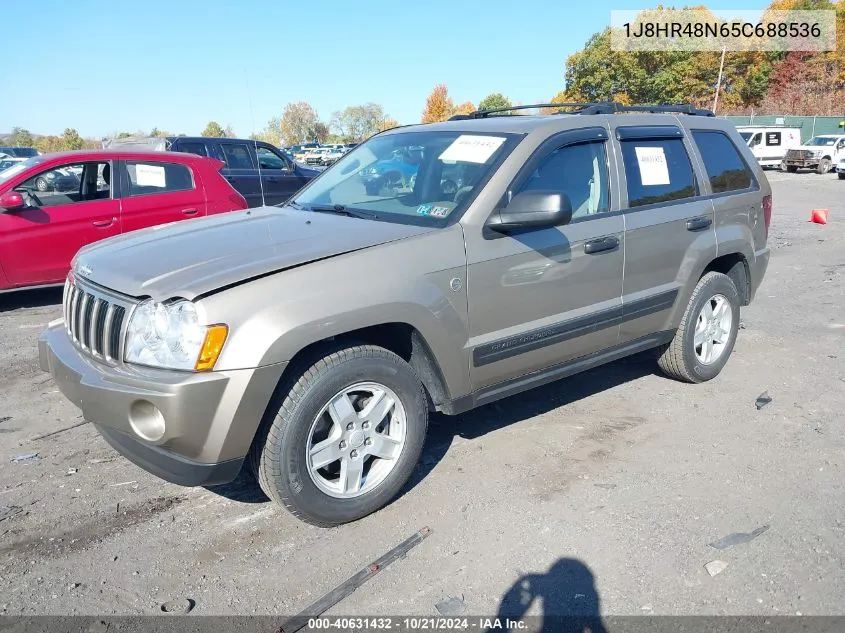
303,147,344,167
781,134,845,173
836,156,845,179
358,146,423,194
736,125,802,169
103,136,320,208
0,150,247,292
289,143,320,164
0,146,39,158
38,102,770,527
0,157,27,173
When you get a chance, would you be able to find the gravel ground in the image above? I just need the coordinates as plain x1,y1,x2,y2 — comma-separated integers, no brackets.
0,171,843,623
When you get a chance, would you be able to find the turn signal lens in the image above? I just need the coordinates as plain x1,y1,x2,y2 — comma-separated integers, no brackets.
195,325,229,371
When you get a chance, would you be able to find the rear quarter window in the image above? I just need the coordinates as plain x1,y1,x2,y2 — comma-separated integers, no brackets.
620,137,697,208
124,161,195,196
691,130,755,194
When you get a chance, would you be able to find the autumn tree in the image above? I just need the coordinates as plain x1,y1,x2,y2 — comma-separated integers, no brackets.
421,84,455,123
452,101,475,116
378,117,401,133
9,127,34,147
477,93,512,112
279,102,321,146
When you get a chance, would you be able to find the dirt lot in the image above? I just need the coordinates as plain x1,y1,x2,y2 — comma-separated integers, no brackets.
1,171,843,622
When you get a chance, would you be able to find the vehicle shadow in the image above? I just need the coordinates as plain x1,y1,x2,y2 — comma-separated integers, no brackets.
207,349,659,506
490,557,607,633
401,349,660,495
0,286,63,312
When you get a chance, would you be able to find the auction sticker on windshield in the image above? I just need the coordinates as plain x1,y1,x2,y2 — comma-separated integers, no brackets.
439,135,506,164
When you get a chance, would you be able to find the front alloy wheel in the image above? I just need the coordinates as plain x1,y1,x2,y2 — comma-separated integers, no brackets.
251,344,428,526
307,382,407,498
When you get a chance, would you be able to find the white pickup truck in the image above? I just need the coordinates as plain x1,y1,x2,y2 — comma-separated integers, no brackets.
781,134,845,174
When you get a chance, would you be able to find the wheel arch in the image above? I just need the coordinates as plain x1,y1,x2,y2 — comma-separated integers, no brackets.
701,252,751,306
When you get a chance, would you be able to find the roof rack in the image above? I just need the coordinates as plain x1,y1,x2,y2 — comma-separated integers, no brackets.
449,101,715,120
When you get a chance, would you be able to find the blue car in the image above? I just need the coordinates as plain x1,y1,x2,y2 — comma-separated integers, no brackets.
359,147,422,195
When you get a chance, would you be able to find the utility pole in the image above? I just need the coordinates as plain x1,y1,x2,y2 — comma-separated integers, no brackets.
712,46,727,114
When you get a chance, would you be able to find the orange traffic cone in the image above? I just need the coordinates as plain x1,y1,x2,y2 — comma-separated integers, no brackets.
810,208,829,224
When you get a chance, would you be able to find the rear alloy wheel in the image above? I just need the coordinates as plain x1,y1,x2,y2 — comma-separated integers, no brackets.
656,272,740,383
818,158,831,174
35,177,49,192
251,345,428,526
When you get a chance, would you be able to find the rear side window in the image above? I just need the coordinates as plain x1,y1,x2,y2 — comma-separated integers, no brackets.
124,161,194,196
177,142,208,157
620,138,697,208
221,143,254,169
691,131,754,194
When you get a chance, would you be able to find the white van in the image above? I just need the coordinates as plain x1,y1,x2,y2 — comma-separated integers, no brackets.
736,126,802,168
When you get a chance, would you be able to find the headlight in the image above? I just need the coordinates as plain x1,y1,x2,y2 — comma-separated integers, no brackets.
124,299,228,371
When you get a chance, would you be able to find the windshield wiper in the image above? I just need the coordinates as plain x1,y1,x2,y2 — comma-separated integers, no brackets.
308,204,378,220
285,199,307,210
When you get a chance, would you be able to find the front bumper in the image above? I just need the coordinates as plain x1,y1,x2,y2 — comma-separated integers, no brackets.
784,156,822,168
38,322,286,486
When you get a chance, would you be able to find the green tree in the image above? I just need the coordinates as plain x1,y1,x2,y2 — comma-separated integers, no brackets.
477,93,512,113
201,121,226,137
150,127,169,137
9,127,34,147
61,128,84,150
330,103,390,142
279,102,320,146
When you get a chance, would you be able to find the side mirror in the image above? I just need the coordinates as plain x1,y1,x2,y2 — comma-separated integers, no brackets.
488,190,573,233
0,191,24,211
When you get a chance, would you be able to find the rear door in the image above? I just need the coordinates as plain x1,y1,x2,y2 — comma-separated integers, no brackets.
118,159,207,234
255,143,308,205
612,123,717,346
0,160,120,286
217,140,263,207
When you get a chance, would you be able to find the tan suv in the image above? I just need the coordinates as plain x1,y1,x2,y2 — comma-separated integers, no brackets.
39,102,771,526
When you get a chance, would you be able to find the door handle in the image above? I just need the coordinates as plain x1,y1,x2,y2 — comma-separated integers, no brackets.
181,208,198,216
584,236,620,254
686,216,712,231
92,217,116,228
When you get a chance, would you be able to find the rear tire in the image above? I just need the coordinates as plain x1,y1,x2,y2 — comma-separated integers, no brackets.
786,165,798,173
656,272,740,384
838,173,845,180
250,345,428,527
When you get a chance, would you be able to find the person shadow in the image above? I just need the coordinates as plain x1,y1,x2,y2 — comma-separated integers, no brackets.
490,558,607,633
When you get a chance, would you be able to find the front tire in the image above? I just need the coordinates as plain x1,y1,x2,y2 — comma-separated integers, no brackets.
818,158,831,174
251,345,428,526
838,172,845,180
656,272,740,384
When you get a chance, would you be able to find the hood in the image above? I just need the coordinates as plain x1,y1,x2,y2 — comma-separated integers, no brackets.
72,206,435,301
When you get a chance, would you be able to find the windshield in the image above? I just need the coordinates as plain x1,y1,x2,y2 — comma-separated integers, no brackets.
291,130,521,226
805,136,838,146
739,132,753,142
0,156,41,184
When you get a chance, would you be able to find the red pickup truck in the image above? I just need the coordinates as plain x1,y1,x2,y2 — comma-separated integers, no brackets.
0,149,248,293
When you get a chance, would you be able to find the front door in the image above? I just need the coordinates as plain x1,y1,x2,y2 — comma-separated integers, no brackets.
0,160,120,287
256,144,307,205
611,124,717,346
118,159,207,233
464,127,625,390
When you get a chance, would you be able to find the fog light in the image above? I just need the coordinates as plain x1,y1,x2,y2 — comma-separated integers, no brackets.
129,400,166,442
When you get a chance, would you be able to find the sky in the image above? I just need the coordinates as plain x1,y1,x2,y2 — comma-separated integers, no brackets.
2,0,770,140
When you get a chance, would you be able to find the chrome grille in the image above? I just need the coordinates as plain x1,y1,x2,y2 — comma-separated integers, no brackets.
63,275,132,363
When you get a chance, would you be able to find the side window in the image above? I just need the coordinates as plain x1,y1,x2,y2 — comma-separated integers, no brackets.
517,141,610,219
256,146,291,170
620,138,696,208
123,161,194,196
766,132,781,146
177,142,208,157
15,161,110,207
691,131,754,194
220,143,255,170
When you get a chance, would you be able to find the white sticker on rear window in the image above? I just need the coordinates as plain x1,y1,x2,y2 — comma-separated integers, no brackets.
634,146,670,186
438,135,506,164
134,164,166,188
